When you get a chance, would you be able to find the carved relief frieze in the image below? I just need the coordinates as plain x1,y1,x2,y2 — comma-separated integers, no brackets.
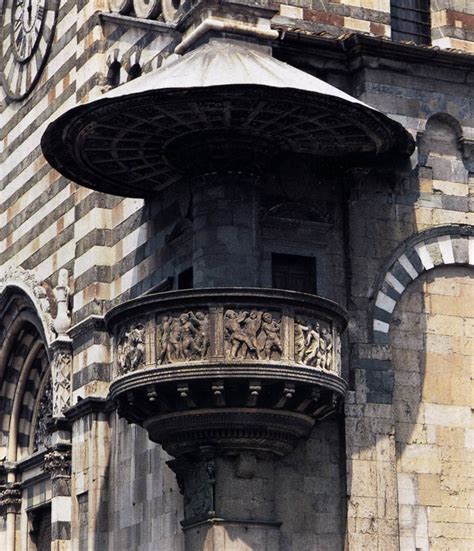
224,309,282,360
294,316,333,371
157,311,210,364
117,323,146,375
109,291,345,380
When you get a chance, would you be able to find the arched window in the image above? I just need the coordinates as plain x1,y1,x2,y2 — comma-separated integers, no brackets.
390,0,431,45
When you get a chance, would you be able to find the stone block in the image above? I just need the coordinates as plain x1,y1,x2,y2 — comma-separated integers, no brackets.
424,403,471,427
399,504,415,529
377,533,399,551
391,348,422,372
396,422,427,446
417,474,442,506
424,333,454,355
347,532,378,549
349,461,378,498
400,445,441,474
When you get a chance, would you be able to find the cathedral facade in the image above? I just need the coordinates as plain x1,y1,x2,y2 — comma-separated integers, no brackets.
0,1,473,550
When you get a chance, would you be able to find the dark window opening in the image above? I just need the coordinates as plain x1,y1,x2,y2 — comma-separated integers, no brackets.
178,267,193,290
29,505,51,551
127,63,142,81
272,253,316,294
78,492,88,551
391,0,431,45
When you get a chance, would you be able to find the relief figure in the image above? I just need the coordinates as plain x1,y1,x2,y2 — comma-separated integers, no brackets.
321,328,333,370
294,318,310,364
157,311,210,364
180,313,199,360
304,323,321,366
259,313,282,360
167,317,183,362
117,324,145,374
294,318,333,370
225,309,281,360
224,310,258,359
190,311,210,360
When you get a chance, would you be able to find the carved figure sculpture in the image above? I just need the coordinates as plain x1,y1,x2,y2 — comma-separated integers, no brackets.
190,311,210,360
259,313,282,360
167,317,183,363
294,317,333,371
243,310,263,359
304,323,321,366
225,310,282,360
294,318,310,363
321,328,333,370
180,313,200,360
157,311,210,364
117,324,145,374
157,315,171,364
224,310,258,359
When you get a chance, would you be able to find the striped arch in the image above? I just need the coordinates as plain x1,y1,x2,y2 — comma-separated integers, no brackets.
371,224,474,344
0,285,52,461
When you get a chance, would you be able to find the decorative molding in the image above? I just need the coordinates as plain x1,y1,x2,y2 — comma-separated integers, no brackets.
0,482,22,515
68,315,106,340
64,397,114,423
43,446,71,479
0,265,55,344
53,269,71,337
169,452,216,524
50,342,72,418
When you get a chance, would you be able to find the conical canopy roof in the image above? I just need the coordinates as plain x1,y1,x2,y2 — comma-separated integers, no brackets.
42,41,414,198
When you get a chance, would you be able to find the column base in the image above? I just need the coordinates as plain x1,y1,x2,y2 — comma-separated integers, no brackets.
183,519,281,551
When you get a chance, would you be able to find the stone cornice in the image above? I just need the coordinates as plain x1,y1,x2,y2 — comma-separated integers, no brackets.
63,396,115,422
68,315,106,340
275,31,474,72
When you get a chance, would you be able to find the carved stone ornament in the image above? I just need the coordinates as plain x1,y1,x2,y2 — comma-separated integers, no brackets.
0,483,22,514
51,348,72,417
33,377,53,452
53,268,71,337
224,310,282,360
170,454,216,523
294,316,333,370
43,447,72,479
106,289,348,459
133,0,161,19
0,265,55,343
157,311,210,364
117,323,146,375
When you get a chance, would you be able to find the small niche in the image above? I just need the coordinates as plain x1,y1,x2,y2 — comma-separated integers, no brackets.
107,60,122,88
127,63,142,81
